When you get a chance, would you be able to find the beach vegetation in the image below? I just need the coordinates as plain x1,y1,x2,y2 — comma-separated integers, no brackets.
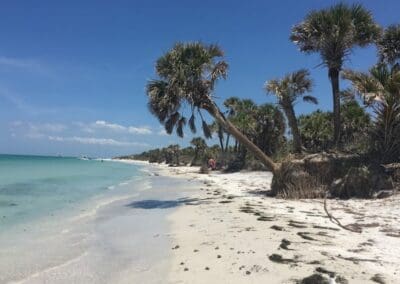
265,69,316,153
290,3,380,146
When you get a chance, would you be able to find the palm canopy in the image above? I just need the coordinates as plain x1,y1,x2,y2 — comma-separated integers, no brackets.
265,69,315,153
377,24,400,65
190,137,207,150
342,64,400,106
146,42,228,138
265,69,316,105
290,3,380,70
343,64,400,162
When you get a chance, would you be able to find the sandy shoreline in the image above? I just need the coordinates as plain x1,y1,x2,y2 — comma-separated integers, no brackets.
142,162,400,283
4,159,399,283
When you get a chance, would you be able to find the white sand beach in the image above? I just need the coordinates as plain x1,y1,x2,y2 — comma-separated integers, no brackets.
3,160,399,284
145,163,400,284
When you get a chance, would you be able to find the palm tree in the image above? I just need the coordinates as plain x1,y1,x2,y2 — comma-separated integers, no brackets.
298,110,333,152
265,69,316,153
146,42,278,172
254,103,286,156
290,3,380,146
210,121,225,152
377,24,400,65
343,64,400,163
190,137,207,166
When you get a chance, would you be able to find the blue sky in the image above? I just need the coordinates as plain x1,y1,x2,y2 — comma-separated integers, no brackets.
0,0,398,157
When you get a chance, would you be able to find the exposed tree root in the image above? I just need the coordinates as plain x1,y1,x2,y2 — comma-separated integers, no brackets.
323,193,362,233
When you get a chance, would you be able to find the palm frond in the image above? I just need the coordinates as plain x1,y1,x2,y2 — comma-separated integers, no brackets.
303,95,318,104
188,114,196,133
202,120,212,139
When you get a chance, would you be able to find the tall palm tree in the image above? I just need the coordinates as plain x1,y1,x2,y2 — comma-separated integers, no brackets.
146,42,278,172
265,69,316,153
290,3,380,146
343,64,400,162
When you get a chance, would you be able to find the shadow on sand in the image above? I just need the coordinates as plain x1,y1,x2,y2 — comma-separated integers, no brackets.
126,197,211,209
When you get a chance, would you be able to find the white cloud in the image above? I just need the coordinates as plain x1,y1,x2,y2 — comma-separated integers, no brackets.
29,123,67,132
48,136,148,147
94,120,126,131
127,126,152,135
158,127,168,136
0,56,43,71
82,120,152,135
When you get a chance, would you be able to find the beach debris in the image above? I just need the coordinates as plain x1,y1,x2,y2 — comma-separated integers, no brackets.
312,225,340,231
279,238,293,250
217,254,222,258
268,253,297,264
271,225,285,231
315,267,335,278
297,273,330,284
375,190,394,199
370,274,386,284
239,206,255,214
297,232,317,241
172,245,180,250
288,220,308,228
335,275,349,284
323,194,362,233
245,271,251,275
205,266,210,270
336,255,379,264
308,260,323,265
184,267,189,271
257,216,274,221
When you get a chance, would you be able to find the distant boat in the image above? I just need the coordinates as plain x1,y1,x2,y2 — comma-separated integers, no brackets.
79,156,91,161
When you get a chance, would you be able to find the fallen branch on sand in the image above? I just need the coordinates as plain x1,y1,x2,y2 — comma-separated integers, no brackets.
323,193,362,233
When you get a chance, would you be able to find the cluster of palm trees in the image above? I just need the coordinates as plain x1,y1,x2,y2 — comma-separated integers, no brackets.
145,3,400,174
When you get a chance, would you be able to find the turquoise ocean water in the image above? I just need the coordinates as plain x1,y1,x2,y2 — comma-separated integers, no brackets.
0,154,141,229
0,154,198,283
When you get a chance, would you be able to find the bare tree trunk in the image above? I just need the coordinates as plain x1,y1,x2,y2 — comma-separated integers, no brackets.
282,101,302,153
329,68,341,146
206,103,278,173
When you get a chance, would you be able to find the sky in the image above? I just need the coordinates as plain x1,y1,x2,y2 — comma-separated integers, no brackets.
0,0,398,157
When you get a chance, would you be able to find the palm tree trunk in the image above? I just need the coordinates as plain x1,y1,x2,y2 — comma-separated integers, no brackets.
218,135,224,152
205,103,278,173
225,134,230,153
191,149,198,166
329,68,341,146
282,102,302,153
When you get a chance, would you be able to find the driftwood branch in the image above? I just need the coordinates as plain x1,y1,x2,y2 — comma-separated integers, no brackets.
323,193,362,233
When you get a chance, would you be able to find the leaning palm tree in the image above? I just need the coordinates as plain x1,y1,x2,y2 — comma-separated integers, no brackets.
265,69,316,153
343,64,400,163
146,42,278,172
290,3,380,146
